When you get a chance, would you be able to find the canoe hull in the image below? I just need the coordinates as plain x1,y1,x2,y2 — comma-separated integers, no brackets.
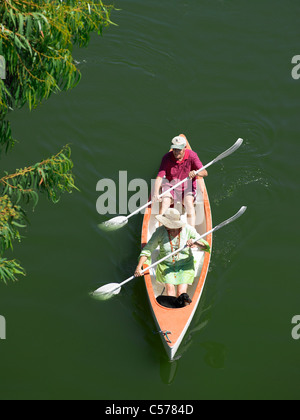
141,135,213,360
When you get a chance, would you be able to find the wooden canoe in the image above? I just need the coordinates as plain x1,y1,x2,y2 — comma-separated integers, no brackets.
141,135,213,360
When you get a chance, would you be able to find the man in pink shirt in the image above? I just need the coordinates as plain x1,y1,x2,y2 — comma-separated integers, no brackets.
153,135,208,227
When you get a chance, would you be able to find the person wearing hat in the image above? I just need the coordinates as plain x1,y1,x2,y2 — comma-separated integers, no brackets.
152,135,208,228
134,208,210,298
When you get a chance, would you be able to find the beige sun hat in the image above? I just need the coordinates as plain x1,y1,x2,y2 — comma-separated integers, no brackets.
156,208,186,229
170,135,187,150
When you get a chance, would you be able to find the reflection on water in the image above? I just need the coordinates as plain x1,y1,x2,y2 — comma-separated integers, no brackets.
131,274,227,384
160,358,179,385
159,340,226,384
200,342,227,369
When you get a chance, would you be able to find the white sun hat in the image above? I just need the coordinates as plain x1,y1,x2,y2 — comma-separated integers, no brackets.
156,208,186,229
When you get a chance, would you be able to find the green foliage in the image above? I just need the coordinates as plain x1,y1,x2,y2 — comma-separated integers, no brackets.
0,0,115,151
0,145,78,283
0,194,27,254
0,145,77,206
0,258,25,284
0,194,27,283
0,119,16,156
0,1,116,284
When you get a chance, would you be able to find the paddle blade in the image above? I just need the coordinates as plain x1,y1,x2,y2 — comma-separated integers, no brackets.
213,206,247,233
214,138,244,164
92,283,121,300
98,216,128,232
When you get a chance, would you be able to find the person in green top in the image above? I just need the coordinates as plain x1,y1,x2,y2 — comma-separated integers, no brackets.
135,208,210,298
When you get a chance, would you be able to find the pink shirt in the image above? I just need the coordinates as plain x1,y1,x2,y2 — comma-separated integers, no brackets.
157,150,203,193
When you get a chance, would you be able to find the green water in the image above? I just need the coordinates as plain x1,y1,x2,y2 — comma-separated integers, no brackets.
0,0,299,400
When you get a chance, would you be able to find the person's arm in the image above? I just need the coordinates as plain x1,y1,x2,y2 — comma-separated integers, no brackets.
153,154,169,201
135,256,148,277
189,168,208,178
135,228,162,276
189,152,208,179
186,239,208,250
186,226,211,252
152,176,163,202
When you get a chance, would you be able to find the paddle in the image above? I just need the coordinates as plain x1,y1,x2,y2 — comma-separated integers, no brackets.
99,138,244,231
93,206,247,300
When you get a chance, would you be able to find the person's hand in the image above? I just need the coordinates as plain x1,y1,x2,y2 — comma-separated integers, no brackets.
152,194,162,203
186,239,197,248
134,266,143,277
195,241,207,250
188,170,197,179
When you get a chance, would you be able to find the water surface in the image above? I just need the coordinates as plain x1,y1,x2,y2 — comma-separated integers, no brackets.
0,0,299,400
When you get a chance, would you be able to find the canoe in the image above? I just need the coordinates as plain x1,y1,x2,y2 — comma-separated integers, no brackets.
141,134,213,360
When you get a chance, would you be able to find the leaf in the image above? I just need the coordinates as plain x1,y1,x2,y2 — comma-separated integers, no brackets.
31,190,39,210
9,9,16,29
14,35,26,50
25,15,32,38
11,221,27,228
18,13,24,35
